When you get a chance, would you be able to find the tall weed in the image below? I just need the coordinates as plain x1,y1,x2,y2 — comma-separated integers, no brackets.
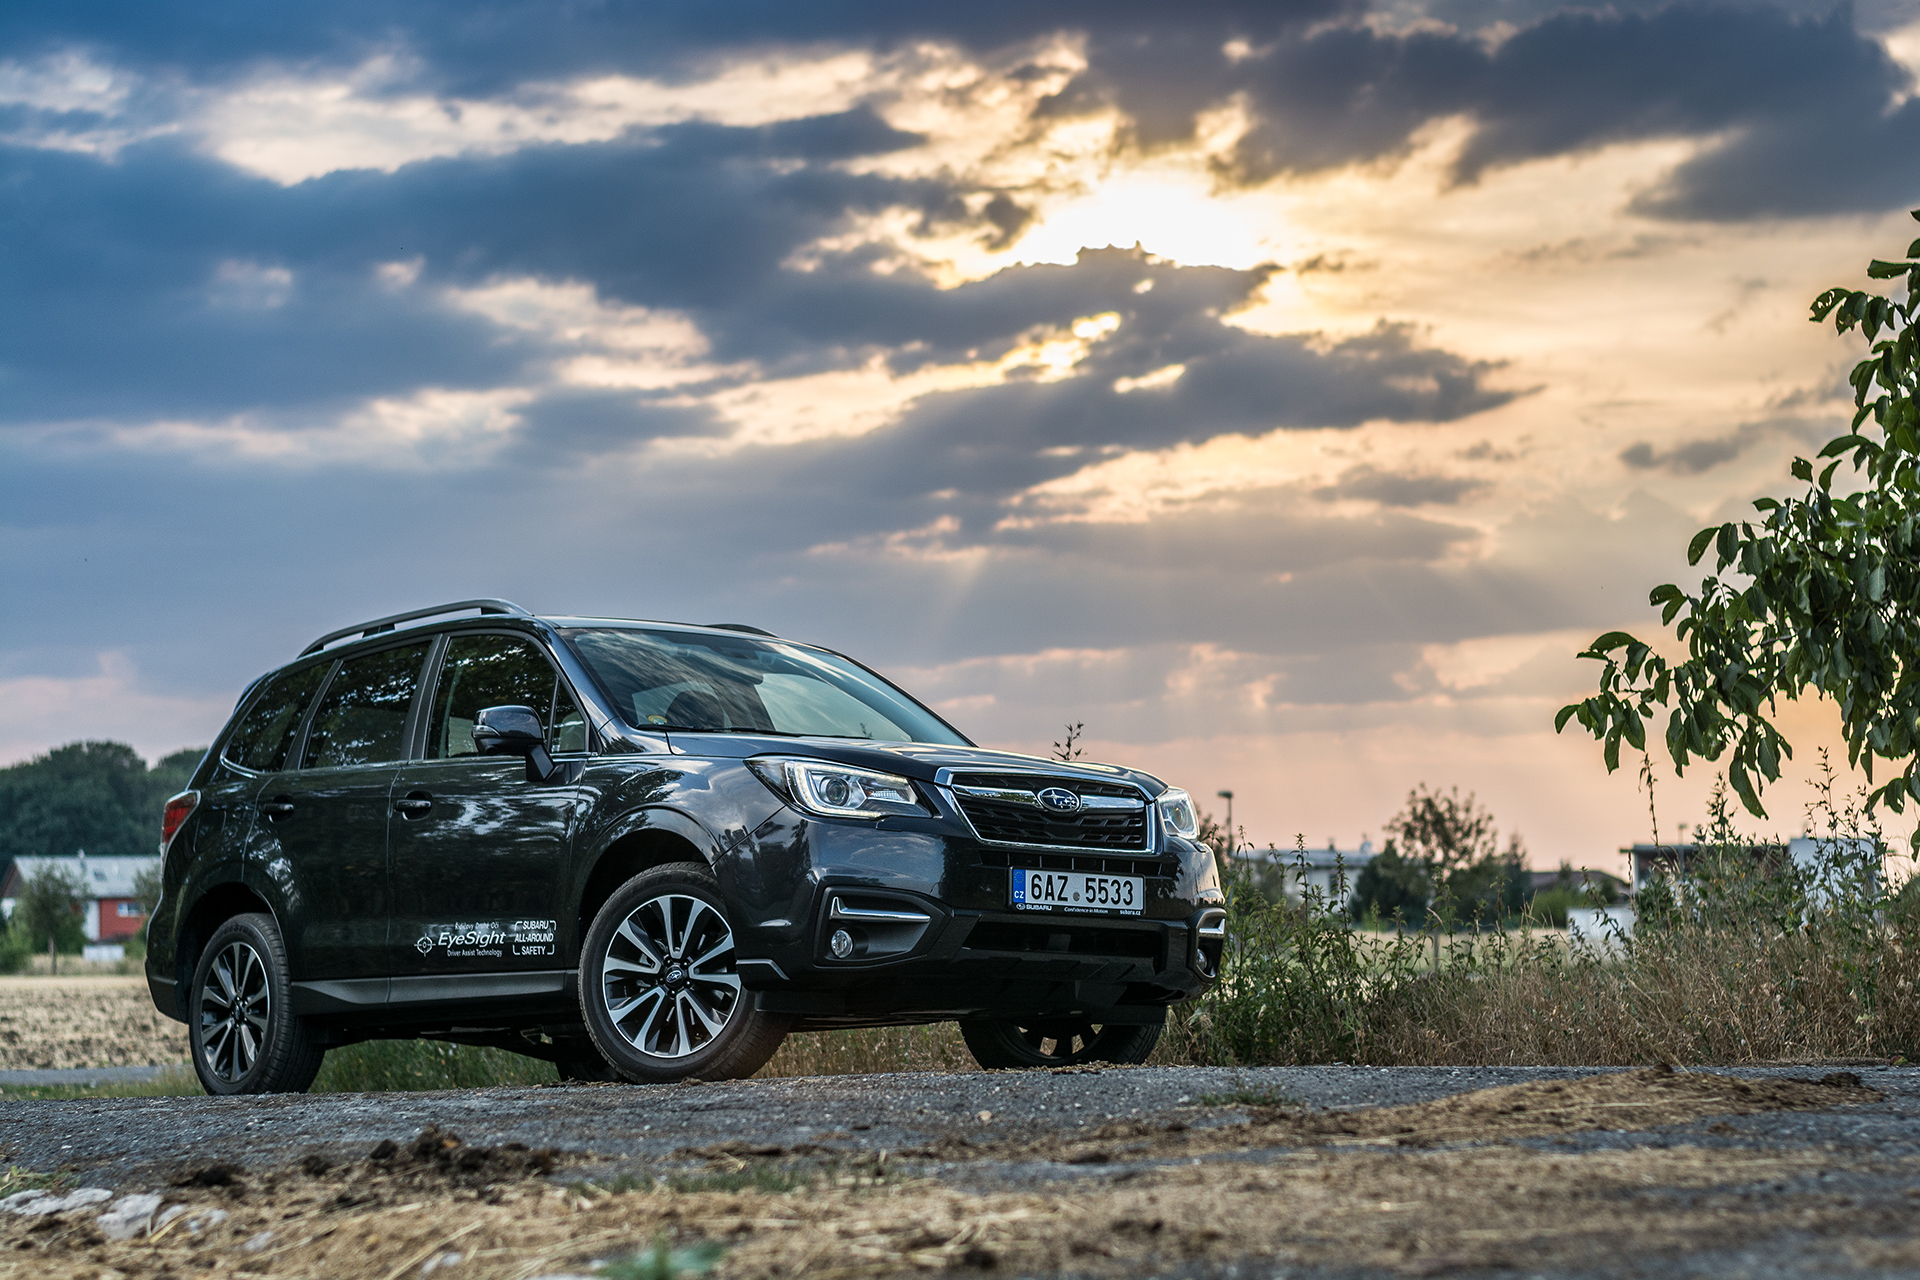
1173,770,1920,1066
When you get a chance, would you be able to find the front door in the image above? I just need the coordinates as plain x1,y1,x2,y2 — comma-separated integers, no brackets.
387,632,588,980
252,640,432,983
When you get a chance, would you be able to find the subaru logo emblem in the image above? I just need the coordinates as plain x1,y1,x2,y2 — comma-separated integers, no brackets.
1037,787,1082,814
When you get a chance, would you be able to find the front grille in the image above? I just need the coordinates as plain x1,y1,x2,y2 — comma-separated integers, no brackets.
948,772,1151,852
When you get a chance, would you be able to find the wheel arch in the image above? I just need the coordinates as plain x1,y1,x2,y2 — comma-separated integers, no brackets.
576,808,717,945
175,880,276,993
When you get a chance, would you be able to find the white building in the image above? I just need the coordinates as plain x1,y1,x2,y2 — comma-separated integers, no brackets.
0,853,158,943
1238,841,1376,904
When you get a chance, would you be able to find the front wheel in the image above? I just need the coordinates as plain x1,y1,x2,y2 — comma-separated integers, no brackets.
579,863,789,1083
959,1016,1162,1069
187,913,325,1095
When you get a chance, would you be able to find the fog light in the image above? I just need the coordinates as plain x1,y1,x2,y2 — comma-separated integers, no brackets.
829,928,855,959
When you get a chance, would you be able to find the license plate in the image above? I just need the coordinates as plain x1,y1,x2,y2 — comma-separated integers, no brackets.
1009,869,1143,915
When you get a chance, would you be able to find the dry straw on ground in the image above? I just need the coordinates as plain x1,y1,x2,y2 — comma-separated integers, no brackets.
0,1070,1899,1280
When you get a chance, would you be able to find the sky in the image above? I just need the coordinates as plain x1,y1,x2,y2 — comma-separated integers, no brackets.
5,0,1919,875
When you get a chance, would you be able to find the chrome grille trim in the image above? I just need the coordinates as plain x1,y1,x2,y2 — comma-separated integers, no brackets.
938,768,1156,854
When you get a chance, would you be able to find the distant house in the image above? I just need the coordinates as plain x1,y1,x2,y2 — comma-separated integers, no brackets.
1621,838,1877,899
0,853,158,942
1239,841,1377,903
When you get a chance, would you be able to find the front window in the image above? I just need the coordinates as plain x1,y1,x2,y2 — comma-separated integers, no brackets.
427,634,586,758
561,628,968,745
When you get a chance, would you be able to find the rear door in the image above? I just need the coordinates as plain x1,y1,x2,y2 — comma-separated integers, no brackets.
194,661,330,889
252,641,432,985
386,632,588,982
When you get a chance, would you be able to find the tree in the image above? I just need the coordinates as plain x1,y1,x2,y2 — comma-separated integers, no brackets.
1350,840,1429,922
0,742,205,863
1376,785,1526,923
1389,784,1499,884
13,861,86,956
1559,214,1920,826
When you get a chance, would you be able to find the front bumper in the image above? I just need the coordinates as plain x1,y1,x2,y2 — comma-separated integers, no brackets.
738,880,1226,1028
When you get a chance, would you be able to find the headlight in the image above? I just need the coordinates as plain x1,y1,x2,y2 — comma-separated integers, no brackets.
1157,787,1200,839
748,757,929,820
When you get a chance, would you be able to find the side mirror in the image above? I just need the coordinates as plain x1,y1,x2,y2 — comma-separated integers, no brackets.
472,705,556,782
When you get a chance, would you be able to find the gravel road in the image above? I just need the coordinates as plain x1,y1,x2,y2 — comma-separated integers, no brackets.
4,1063,1918,1278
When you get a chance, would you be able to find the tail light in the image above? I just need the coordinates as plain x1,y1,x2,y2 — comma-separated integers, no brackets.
160,791,199,856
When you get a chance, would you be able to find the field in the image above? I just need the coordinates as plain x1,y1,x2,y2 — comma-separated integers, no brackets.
0,977,187,1071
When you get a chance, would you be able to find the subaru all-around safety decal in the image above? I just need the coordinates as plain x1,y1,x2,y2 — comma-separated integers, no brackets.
416,919,558,960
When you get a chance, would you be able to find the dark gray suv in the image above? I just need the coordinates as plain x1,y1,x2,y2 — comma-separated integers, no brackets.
147,600,1227,1093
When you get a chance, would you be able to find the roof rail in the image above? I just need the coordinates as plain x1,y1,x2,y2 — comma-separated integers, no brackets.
300,599,532,657
705,623,778,637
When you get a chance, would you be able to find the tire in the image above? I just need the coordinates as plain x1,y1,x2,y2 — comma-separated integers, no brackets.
958,1016,1163,1069
579,862,789,1083
187,913,325,1095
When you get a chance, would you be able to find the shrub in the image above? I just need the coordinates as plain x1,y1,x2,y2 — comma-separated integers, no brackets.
0,925,33,975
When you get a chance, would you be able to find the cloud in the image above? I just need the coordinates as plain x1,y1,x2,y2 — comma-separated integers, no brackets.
1616,420,1785,475
1046,4,1920,220
1316,463,1488,507
0,653,230,767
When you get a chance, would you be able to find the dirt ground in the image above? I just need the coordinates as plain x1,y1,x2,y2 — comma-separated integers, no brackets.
0,977,186,1070
2,1065,1914,1279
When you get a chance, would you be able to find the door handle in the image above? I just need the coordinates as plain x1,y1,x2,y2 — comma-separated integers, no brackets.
393,793,434,817
259,800,295,817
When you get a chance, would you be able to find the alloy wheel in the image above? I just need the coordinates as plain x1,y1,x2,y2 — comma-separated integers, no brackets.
599,893,742,1059
198,940,271,1083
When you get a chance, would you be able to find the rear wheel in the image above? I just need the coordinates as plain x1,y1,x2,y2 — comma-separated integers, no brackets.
187,913,325,1095
579,862,789,1083
958,1016,1162,1069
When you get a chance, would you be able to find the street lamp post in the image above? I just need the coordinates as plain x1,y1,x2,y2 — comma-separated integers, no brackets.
1216,790,1234,858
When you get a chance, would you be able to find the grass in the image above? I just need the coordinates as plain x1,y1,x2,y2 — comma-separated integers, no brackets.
311,1039,556,1092
1167,765,1920,1068
597,1238,729,1280
0,1066,202,1100
754,1023,978,1077
0,1166,75,1197
1196,1087,1304,1108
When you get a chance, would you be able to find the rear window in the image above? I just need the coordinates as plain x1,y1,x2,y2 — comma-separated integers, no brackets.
222,663,328,773
561,628,966,745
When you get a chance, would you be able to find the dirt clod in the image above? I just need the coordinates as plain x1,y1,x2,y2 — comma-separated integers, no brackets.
169,1164,243,1189
379,1126,557,1183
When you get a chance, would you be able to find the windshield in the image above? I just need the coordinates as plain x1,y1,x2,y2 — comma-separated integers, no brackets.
560,628,969,745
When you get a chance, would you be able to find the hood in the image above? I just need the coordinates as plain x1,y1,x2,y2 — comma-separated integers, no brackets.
656,732,1170,797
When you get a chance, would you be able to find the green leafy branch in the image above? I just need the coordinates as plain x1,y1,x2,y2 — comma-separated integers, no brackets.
1557,213,1920,822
